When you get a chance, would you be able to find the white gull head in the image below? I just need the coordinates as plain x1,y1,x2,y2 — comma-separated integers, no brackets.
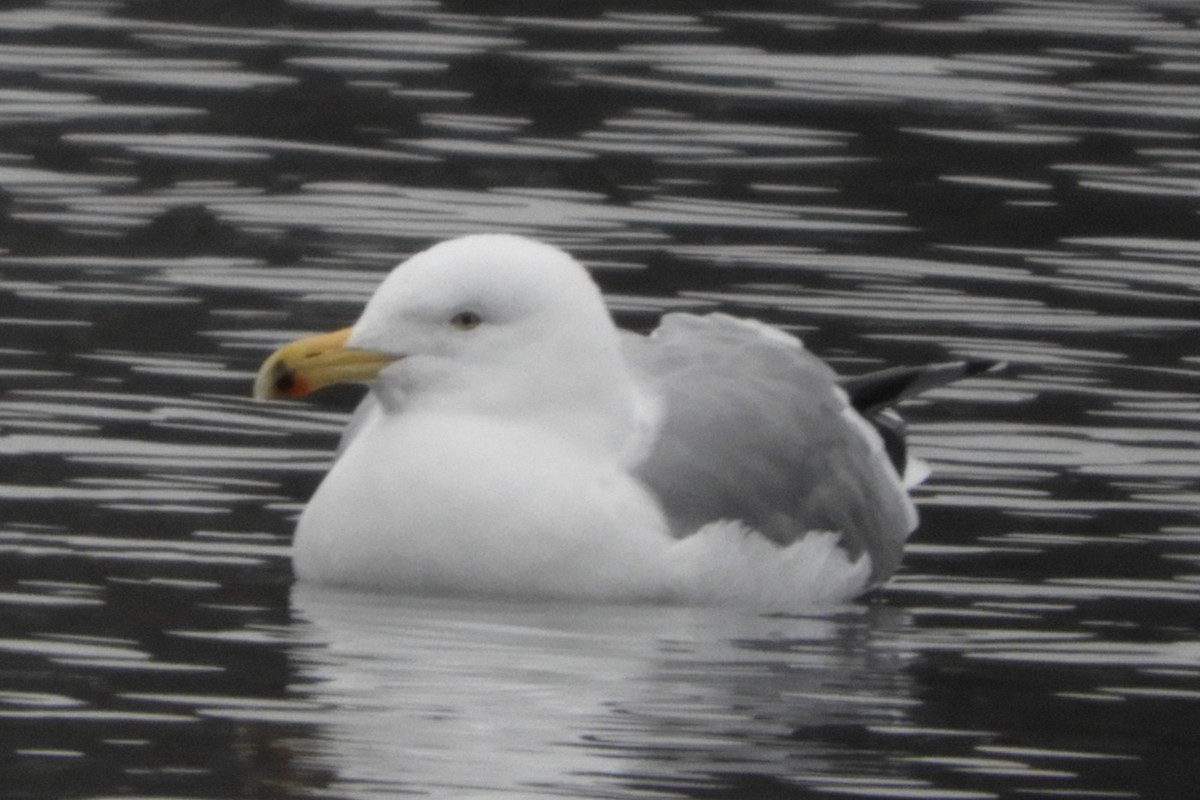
348,234,646,459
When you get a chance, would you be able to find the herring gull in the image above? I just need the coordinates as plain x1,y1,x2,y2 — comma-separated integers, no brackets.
254,234,999,609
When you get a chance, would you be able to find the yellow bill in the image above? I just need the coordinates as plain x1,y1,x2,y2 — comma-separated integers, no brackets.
253,327,394,401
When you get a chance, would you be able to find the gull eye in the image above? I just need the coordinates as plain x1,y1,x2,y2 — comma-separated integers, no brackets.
450,310,482,331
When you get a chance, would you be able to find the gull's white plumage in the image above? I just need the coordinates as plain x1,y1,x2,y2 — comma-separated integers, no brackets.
274,234,932,609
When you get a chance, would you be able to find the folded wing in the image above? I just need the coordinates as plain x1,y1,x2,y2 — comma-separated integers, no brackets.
624,313,918,585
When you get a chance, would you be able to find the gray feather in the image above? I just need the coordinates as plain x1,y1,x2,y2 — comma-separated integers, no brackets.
624,313,915,585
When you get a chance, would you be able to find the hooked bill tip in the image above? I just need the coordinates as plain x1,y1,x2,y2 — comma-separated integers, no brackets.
253,357,306,401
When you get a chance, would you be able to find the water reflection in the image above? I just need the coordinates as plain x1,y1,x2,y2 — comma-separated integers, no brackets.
286,585,1185,799
288,587,919,799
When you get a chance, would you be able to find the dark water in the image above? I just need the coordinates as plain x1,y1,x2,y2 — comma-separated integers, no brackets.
2,1,1199,797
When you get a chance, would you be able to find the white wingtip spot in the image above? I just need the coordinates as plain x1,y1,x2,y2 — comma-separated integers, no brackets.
903,456,931,490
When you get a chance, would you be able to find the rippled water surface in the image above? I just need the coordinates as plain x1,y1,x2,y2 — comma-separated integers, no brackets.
2,1,1200,798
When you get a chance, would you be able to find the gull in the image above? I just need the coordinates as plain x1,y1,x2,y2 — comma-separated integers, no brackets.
255,234,999,609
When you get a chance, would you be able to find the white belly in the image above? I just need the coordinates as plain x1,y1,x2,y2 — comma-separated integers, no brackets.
293,412,674,599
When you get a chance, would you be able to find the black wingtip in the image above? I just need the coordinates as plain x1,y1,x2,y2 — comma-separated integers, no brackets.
870,409,909,478
847,358,1007,477
962,358,1007,377
841,357,1007,417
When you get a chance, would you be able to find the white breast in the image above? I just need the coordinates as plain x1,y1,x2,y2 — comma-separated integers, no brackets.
293,411,675,599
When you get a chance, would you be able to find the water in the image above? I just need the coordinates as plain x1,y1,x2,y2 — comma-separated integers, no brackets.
2,0,1199,797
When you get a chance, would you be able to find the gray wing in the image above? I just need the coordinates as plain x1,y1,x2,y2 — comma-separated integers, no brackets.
622,313,915,585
